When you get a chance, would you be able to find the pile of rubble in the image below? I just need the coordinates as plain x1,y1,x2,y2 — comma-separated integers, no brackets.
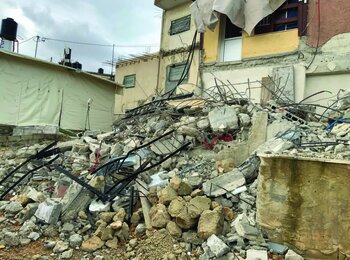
2,94,349,259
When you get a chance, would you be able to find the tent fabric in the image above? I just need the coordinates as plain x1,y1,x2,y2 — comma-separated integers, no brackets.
0,51,115,131
191,0,287,35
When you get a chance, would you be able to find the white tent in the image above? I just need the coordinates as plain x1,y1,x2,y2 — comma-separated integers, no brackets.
0,50,117,131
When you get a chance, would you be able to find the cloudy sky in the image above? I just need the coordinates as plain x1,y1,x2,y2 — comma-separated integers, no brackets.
0,0,162,73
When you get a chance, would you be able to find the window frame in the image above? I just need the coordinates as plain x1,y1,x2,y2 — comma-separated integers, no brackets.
123,74,136,88
170,15,191,35
255,0,307,36
165,62,189,93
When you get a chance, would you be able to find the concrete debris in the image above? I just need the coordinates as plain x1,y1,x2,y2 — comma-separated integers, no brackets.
1,94,338,259
206,234,230,257
202,169,246,197
34,199,62,224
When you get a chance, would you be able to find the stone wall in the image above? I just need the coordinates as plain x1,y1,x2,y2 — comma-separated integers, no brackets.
256,154,350,259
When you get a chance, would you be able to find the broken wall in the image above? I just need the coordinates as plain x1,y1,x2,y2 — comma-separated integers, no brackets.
256,154,350,259
307,0,350,47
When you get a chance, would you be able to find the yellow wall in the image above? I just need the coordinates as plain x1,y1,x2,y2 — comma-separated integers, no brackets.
242,29,299,58
115,56,159,114
203,21,221,63
203,27,299,62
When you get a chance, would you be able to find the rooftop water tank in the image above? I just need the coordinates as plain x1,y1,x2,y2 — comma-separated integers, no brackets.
0,18,18,41
98,68,104,74
72,61,82,70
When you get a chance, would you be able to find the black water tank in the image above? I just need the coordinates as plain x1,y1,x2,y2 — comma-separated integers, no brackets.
98,68,104,74
72,61,82,70
0,18,18,41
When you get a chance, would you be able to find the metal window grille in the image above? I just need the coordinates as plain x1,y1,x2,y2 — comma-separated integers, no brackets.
168,63,187,82
123,74,136,88
170,15,191,35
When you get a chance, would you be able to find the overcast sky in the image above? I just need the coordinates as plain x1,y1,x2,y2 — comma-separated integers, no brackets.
0,0,162,73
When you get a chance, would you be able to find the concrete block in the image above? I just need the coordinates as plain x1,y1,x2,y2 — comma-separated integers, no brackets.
208,105,238,131
206,234,229,257
245,249,268,260
35,199,62,224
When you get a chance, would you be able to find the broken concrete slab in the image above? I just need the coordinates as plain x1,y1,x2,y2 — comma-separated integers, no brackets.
35,199,62,224
245,249,268,260
202,169,245,197
208,105,239,131
206,234,229,257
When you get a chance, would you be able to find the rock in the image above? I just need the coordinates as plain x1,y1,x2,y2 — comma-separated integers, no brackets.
233,213,264,241
99,212,116,223
176,206,197,229
135,223,146,235
42,224,59,237
131,211,141,224
62,222,75,233
113,208,126,222
202,169,245,197
197,118,210,129
110,220,123,230
191,189,204,197
53,241,69,253
168,197,186,217
114,222,129,241
178,126,199,137
5,201,23,214
208,105,238,131
206,234,229,257
129,238,138,249
285,249,304,260
246,249,268,260
187,196,211,219
150,204,170,228
223,207,235,221
105,237,119,249
28,232,40,241
101,226,114,241
3,231,20,246
166,221,182,238
216,159,235,174
182,231,204,245
197,207,224,239
89,199,111,213
61,249,73,259
69,234,83,248
238,113,251,127
158,186,178,206
94,221,107,237
35,199,62,224
81,236,104,252
169,176,181,191
12,194,32,206
268,242,288,254
177,181,193,196
147,187,159,205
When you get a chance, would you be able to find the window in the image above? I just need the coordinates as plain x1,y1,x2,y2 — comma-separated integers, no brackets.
221,17,242,62
170,15,191,35
123,74,136,88
255,0,307,36
165,63,188,93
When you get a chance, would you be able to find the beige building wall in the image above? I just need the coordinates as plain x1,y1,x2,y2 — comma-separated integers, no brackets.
160,2,199,51
158,1,200,94
115,55,160,115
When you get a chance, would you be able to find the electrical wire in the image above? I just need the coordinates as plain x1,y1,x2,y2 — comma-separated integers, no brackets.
163,31,198,98
41,36,158,48
19,36,36,44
